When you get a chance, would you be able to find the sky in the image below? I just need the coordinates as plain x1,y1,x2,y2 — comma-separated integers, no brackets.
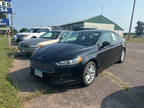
12,0,144,32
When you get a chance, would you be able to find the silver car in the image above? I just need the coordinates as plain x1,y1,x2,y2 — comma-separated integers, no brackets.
18,30,72,53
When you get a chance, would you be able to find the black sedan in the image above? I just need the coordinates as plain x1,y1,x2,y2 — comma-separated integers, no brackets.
30,30,126,87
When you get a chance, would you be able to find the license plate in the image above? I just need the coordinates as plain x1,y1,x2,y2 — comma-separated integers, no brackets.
34,69,43,78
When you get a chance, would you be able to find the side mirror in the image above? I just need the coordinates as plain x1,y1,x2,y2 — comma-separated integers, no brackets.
102,41,111,48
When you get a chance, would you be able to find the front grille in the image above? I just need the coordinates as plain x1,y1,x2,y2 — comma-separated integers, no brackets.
31,59,55,72
17,35,24,39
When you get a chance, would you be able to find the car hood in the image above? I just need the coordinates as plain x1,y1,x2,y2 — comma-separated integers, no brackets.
33,43,95,63
20,38,52,46
38,39,59,46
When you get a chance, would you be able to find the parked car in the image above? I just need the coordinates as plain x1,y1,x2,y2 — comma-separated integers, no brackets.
18,30,72,53
30,30,126,87
12,27,52,43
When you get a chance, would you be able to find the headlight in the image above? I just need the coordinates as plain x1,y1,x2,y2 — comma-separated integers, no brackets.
38,45,44,48
29,44,38,48
24,34,30,37
13,35,17,38
56,56,83,66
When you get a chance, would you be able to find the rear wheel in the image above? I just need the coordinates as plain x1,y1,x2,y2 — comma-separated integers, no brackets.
82,61,97,87
31,36,37,39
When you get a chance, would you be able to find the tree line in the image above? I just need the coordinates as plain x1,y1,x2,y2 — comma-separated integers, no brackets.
135,21,144,36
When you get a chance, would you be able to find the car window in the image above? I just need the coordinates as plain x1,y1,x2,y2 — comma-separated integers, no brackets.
112,32,120,42
60,31,100,46
60,32,72,39
39,29,49,32
40,31,61,39
62,32,78,42
98,32,112,46
26,29,39,33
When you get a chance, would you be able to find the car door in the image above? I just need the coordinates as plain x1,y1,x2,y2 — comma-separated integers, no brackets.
111,32,123,62
96,32,113,70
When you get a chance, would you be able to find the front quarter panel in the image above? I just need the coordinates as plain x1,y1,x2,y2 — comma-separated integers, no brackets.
122,38,126,48
81,46,99,65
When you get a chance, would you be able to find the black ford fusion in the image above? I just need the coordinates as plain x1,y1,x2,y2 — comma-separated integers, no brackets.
30,30,126,87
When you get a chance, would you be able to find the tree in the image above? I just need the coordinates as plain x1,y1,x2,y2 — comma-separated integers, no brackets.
19,28,28,33
0,13,6,18
13,28,17,35
135,21,144,36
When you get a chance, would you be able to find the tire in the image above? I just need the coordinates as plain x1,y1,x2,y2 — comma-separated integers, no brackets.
31,36,37,39
81,61,97,87
119,48,126,63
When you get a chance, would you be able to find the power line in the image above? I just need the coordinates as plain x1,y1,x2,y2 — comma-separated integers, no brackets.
100,4,104,15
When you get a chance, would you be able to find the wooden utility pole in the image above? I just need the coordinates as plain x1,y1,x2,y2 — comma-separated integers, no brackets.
11,12,13,37
128,0,136,40
6,14,12,48
8,28,11,48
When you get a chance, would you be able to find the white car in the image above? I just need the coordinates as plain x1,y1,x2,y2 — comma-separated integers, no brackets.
12,27,52,43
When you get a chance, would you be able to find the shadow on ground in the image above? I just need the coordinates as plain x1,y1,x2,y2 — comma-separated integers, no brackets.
8,52,31,60
9,67,144,107
101,86,144,108
8,67,82,94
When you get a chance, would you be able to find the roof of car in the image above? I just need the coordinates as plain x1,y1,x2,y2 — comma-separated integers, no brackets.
75,30,112,33
32,27,52,29
51,30,73,32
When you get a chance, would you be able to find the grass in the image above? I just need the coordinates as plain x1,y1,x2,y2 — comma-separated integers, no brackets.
124,35,144,43
0,36,58,107
103,71,131,92
22,88,58,102
0,36,21,108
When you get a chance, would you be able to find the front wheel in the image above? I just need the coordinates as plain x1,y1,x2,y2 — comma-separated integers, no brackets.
81,61,97,87
119,48,126,63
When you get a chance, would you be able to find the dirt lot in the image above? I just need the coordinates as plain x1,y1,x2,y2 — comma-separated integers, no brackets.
9,42,144,108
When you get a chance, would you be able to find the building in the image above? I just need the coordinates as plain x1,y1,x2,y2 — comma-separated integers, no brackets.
60,15,124,36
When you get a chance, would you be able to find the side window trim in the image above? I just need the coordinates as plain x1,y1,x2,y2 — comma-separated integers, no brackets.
111,32,120,43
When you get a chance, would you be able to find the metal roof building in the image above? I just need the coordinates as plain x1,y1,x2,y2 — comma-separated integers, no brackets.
60,15,124,36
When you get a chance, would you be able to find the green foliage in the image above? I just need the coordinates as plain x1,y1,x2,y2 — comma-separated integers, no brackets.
19,28,28,33
135,21,144,36
124,35,144,43
0,28,17,36
0,13,6,18
12,28,18,35
0,36,21,108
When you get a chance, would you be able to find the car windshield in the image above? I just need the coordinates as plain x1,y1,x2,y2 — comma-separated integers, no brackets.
26,28,39,33
59,31,100,45
40,31,61,39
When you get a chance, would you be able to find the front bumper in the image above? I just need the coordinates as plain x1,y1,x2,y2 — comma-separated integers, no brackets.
12,37,23,43
18,45,36,53
30,63,84,85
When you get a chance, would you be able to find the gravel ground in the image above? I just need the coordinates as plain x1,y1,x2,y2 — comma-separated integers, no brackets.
9,42,144,108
